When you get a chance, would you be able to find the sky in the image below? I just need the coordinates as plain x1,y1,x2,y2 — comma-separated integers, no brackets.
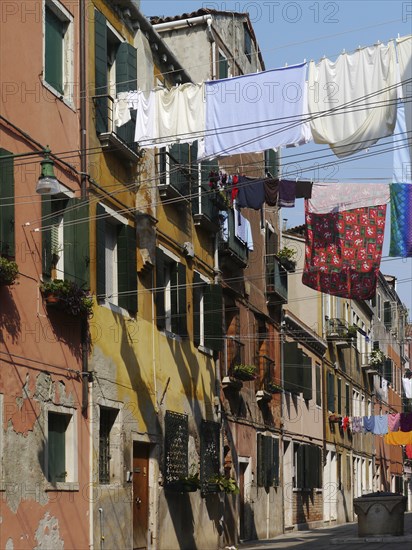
140,0,412,318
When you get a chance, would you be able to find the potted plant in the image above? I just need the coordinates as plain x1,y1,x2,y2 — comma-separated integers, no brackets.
166,466,201,493
40,279,93,318
345,325,358,339
266,381,283,394
370,349,386,367
277,246,297,272
0,257,19,286
210,473,240,495
214,189,230,211
233,364,257,381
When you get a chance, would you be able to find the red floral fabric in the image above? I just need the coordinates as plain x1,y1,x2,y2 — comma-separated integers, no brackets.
302,203,386,300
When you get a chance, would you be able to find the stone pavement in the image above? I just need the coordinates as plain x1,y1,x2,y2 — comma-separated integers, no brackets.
239,512,412,549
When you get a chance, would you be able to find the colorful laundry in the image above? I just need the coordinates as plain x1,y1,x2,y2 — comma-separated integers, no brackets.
200,62,309,159
400,412,412,432
308,183,390,214
403,377,412,398
388,413,401,432
384,431,412,445
236,176,265,210
308,41,397,157
302,204,386,300
363,416,374,433
278,179,314,207
373,415,388,435
389,184,412,257
393,102,412,184
351,417,363,433
263,179,279,206
406,445,412,459
234,203,254,251
396,36,412,171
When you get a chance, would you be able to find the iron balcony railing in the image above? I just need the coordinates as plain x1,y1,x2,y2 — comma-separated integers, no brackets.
222,335,245,377
218,209,248,267
266,254,288,304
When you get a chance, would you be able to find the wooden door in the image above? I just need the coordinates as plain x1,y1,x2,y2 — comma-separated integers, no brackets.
133,442,149,550
239,462,247,540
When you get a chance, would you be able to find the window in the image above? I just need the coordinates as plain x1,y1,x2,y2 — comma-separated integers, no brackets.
345,383,351,416
384,357,393,385
164,411,189,486
155,247,187,336
200,420,220,494
99,407,120,484
352,389,360,417
46,407,76,484
377,293,382,320
218,50,229,79
384,301,392,329
158,143,196,198
193,272,223,352
42,194,89,286
315,363,321,407
244,23,252,62
337,378,342,415
0,149,15,257
44,0,73,101
293,443,321,489
96,204,137,314
257,434,279,487
94,9,137,146
327,371,335,413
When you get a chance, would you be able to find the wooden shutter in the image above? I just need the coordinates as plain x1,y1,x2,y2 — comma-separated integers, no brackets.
304,445,313,489
296,444,305,489
327,372,335,413
48,413,68,482
273,438,280,487
193,272,202,347
155,248,166,330
41,196,53,277
45,7,63,94
337,378,342,415
170,262,178,334
257,433,265,487
315,364,321,407
0,149,15,257
302,354,312,401
94,9,108,134
284,342,299,393
204,284,223,351
96,203,106,299
177,263,187,336
384,301,392,328
116,42,137,146
384,358,393,385
64,198,90,287
117,223,137,314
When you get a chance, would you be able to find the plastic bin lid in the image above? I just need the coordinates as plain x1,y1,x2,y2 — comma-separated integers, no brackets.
360,491,403,498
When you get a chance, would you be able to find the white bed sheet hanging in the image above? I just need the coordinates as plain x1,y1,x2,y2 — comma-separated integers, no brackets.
308,42,398,158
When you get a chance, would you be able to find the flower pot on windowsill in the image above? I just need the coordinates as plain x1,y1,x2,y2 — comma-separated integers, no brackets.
265,382,283,394
166,474,200,493
278,257,296,272
40,279,93,318
232,364,257,381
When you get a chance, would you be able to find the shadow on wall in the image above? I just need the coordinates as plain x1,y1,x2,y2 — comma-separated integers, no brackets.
0,286,21,343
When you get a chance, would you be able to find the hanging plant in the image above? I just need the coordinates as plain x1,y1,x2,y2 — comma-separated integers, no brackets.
370,349,386,366
277,247,297,272
233,364,257,381
266,381,283,394
40,279,93,318
209,474,240,494
0,257,19,286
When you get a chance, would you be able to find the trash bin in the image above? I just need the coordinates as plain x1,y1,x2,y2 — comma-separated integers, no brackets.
353,491,407,537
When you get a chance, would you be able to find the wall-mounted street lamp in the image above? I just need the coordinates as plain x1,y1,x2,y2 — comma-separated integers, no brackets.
1,146,62,195
35,147,61,195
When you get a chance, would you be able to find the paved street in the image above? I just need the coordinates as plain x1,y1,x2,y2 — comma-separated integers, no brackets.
239,513,412,549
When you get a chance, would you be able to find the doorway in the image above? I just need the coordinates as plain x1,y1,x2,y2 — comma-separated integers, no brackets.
133,442,150,550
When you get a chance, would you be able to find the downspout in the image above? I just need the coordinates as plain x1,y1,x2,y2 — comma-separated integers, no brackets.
80,0,87,199
153,14,212,32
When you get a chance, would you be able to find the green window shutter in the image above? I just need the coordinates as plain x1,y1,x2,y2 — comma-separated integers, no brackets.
265,148,279,178
337,378,342,415
302,354,312,401
0,150,15,257
94,9,108,134
315,446,322,488
41,197,53,277
45,6,63,94
345,384,350,416
170,144,190,196
264,436,273,488
193,272,202,347
155,248,166,330
257,433,265,487
384,358,393,385
96,204,106,299
48,413,68,483
177,263,187,336
117,223,137,314
273,438,280,487
64,198,90,287
116,42,137,146
204,284,223,351
284,342,299,394
384,301,392,328
170,262,178,334
304,445,312,489
296,445,305,489
316,364,321,407
218,52,228,79
327,372,335,413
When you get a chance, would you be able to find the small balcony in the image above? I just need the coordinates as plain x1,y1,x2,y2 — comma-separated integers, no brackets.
326,318,357,347
93,94,141,162
361,351,384,376
221,336,246,390
157,148,193,201
266,255,288,304
256,355,280,402
218,209,248,269
192,183,220,232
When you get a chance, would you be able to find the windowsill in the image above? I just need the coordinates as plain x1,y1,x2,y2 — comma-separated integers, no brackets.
42,80,75,112
293,488,312,493
45,482,79,491
198,345,213,357
99,300,131,318
161,330,182,343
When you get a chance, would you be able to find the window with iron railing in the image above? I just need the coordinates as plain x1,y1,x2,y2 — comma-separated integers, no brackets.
222,335,245,377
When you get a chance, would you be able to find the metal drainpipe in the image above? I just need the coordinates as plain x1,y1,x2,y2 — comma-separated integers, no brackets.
79,0,87,199
98,508,104,550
